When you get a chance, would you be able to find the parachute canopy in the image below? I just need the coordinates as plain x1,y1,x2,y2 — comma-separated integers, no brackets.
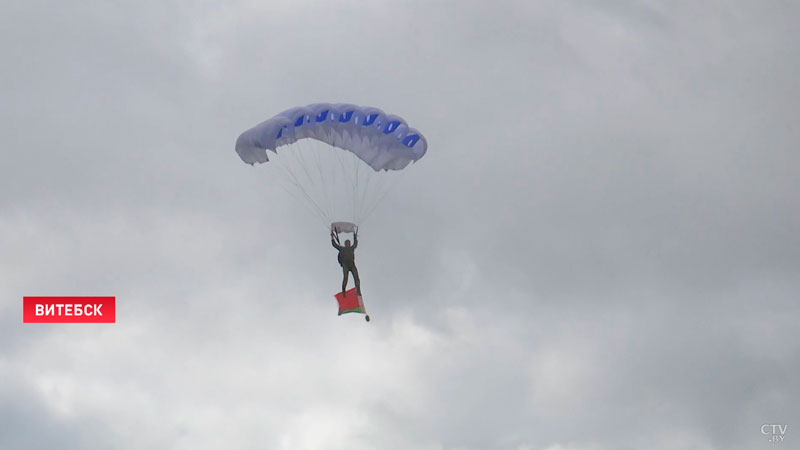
236,103,427,227
236,103,427,171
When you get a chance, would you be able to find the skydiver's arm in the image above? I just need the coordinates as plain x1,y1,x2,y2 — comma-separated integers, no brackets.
331,239,341,250
352,233,358,249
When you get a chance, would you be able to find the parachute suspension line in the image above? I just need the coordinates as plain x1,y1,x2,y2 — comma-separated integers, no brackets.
358,163,375,224
273,147,330,226
293,139,328,221
274,177,329,232
359,167,408,228
310,139,333,225
334,145,353,223
276,157,329,226
296,138,331,222
266,137,413,230
358,154,373,222
353,151,360,224
302,140,334,224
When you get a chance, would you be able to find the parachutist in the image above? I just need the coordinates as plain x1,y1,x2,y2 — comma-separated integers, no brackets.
331,229,361,297
236,104,426,320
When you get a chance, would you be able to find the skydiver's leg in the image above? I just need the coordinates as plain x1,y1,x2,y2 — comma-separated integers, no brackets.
342,266,349,296
352,265,361,296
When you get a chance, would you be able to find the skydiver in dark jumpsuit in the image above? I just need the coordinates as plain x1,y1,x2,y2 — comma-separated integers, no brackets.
331,229,361,298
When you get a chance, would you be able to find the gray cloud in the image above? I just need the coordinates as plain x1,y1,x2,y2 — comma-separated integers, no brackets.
2,1,798,449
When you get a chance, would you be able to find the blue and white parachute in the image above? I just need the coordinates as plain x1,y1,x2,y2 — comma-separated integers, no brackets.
236,103,427,228
236,103,427,171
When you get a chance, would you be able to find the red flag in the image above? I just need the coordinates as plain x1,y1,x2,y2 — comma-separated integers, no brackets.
334,288,365,315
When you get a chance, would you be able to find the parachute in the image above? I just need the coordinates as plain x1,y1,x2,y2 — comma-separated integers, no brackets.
236,103,427,228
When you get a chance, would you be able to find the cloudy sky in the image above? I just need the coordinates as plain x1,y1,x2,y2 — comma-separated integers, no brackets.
2,1,798,449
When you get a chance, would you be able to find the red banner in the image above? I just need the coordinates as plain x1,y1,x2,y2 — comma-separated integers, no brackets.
23,297,116,323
